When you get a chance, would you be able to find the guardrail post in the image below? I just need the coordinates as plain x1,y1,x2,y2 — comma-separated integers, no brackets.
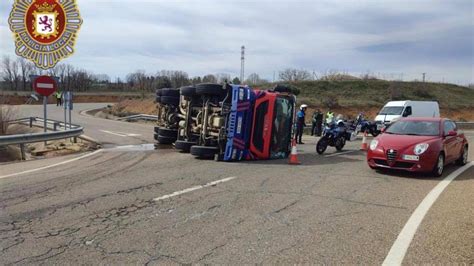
29,117,33,128
54,122,59,131
73,137,77,143
19,144,26,160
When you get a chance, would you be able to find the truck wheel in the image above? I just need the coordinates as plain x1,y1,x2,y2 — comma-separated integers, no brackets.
154,126,160,134
161,88,180,97
155,96,161,103
160,96,180,106
157,135,175,145
158,128,178,138
196,83,227,96
273,84,292,93
175,140,197,153
190,145,219,158
156,89,163,96
180,86,197,97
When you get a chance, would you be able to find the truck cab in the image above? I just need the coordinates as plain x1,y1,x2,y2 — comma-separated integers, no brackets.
191,84,296,161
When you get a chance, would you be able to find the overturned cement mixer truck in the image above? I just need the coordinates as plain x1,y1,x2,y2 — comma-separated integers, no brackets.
155,83,297,161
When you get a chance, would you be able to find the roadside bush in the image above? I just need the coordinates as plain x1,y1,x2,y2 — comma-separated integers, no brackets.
413,88,433,99
321,96,339,109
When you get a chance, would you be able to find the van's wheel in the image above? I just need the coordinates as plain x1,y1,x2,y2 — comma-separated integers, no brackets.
158,128,178,138
161,88,180,97
432,153,445,177
196,83,228,96
157,135,176,145
180,86,197,97
456,145,468,166
190,146,219,159
175,140,197,153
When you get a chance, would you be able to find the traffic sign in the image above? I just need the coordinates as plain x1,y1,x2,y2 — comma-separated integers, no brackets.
34,76,57,97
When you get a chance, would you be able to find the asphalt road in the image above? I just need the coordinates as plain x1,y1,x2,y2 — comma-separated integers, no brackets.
1,104,473,265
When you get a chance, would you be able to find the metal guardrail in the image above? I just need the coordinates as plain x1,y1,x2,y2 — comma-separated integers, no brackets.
117,114,158,121
0,117,84,160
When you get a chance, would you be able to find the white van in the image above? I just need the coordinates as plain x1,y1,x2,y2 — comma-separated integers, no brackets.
375,100,440,130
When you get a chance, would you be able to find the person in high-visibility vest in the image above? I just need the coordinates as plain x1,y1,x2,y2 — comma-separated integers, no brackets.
325,110,334,124
55,91,63,106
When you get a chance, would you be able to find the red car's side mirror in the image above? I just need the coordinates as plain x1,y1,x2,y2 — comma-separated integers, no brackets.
446,130,457,137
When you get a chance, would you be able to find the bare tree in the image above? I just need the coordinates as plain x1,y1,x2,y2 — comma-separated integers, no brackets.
202,74,217,83
1,56,21,90
215,73,231,84
279,68,311,82
17,58,34,91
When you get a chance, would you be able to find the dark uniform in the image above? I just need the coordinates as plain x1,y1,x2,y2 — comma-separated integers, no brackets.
296,107,306,144
312,110,323,136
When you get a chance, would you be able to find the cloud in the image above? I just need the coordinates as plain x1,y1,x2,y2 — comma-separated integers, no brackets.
0,0,473,84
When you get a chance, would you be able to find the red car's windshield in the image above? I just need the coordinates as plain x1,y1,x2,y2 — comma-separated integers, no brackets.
386,120,440,136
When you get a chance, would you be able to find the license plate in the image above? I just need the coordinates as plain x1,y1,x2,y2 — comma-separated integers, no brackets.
403,155,419,161
377,124,384,130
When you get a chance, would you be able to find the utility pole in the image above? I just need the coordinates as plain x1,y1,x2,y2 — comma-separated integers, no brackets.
422,73,426,83
240,46,245,84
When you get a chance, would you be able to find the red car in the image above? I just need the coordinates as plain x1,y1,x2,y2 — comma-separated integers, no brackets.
367,117,469,176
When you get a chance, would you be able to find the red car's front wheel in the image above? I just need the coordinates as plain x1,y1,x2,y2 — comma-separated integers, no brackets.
432,153,445,177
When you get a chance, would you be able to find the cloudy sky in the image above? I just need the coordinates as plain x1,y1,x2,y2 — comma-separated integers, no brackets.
1,0,473,84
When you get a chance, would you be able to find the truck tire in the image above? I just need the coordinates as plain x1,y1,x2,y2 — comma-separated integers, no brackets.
158,128,178,138
180,86,197,97
190,145,219,158
157,135,175,145
160,96,180,106
273,85,292,93
196,83,227,96
154,126,160,134
155,96,161,103
156,89,163,96
161,88,180,97
175,140,197,152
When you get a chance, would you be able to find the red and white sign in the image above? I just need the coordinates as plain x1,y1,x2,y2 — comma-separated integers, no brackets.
34,75,57,96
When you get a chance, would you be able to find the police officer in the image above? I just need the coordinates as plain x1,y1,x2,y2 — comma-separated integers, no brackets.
312,109,323,136
325,109,334,125
55,90,63,106
296,104,308,144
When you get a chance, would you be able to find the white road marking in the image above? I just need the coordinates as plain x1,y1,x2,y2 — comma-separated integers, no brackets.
100,130,141,137
153,176,237,201
100,130,127,137
324,150,358,158
383,161,474,265
0,149,103,180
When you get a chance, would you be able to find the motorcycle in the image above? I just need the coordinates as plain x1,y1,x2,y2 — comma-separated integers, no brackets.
316,121,349,154
351,113,379,137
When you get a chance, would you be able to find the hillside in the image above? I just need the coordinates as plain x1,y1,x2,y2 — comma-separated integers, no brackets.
288,80,474,110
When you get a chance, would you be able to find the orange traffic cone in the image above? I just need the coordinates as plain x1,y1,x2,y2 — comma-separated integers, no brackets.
289,139,301,165
360,131,368,151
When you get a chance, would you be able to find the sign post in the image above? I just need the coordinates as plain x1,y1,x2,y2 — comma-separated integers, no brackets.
33,75,57,134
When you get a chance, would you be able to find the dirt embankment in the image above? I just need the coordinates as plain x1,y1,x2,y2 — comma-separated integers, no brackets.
109,98,474,122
